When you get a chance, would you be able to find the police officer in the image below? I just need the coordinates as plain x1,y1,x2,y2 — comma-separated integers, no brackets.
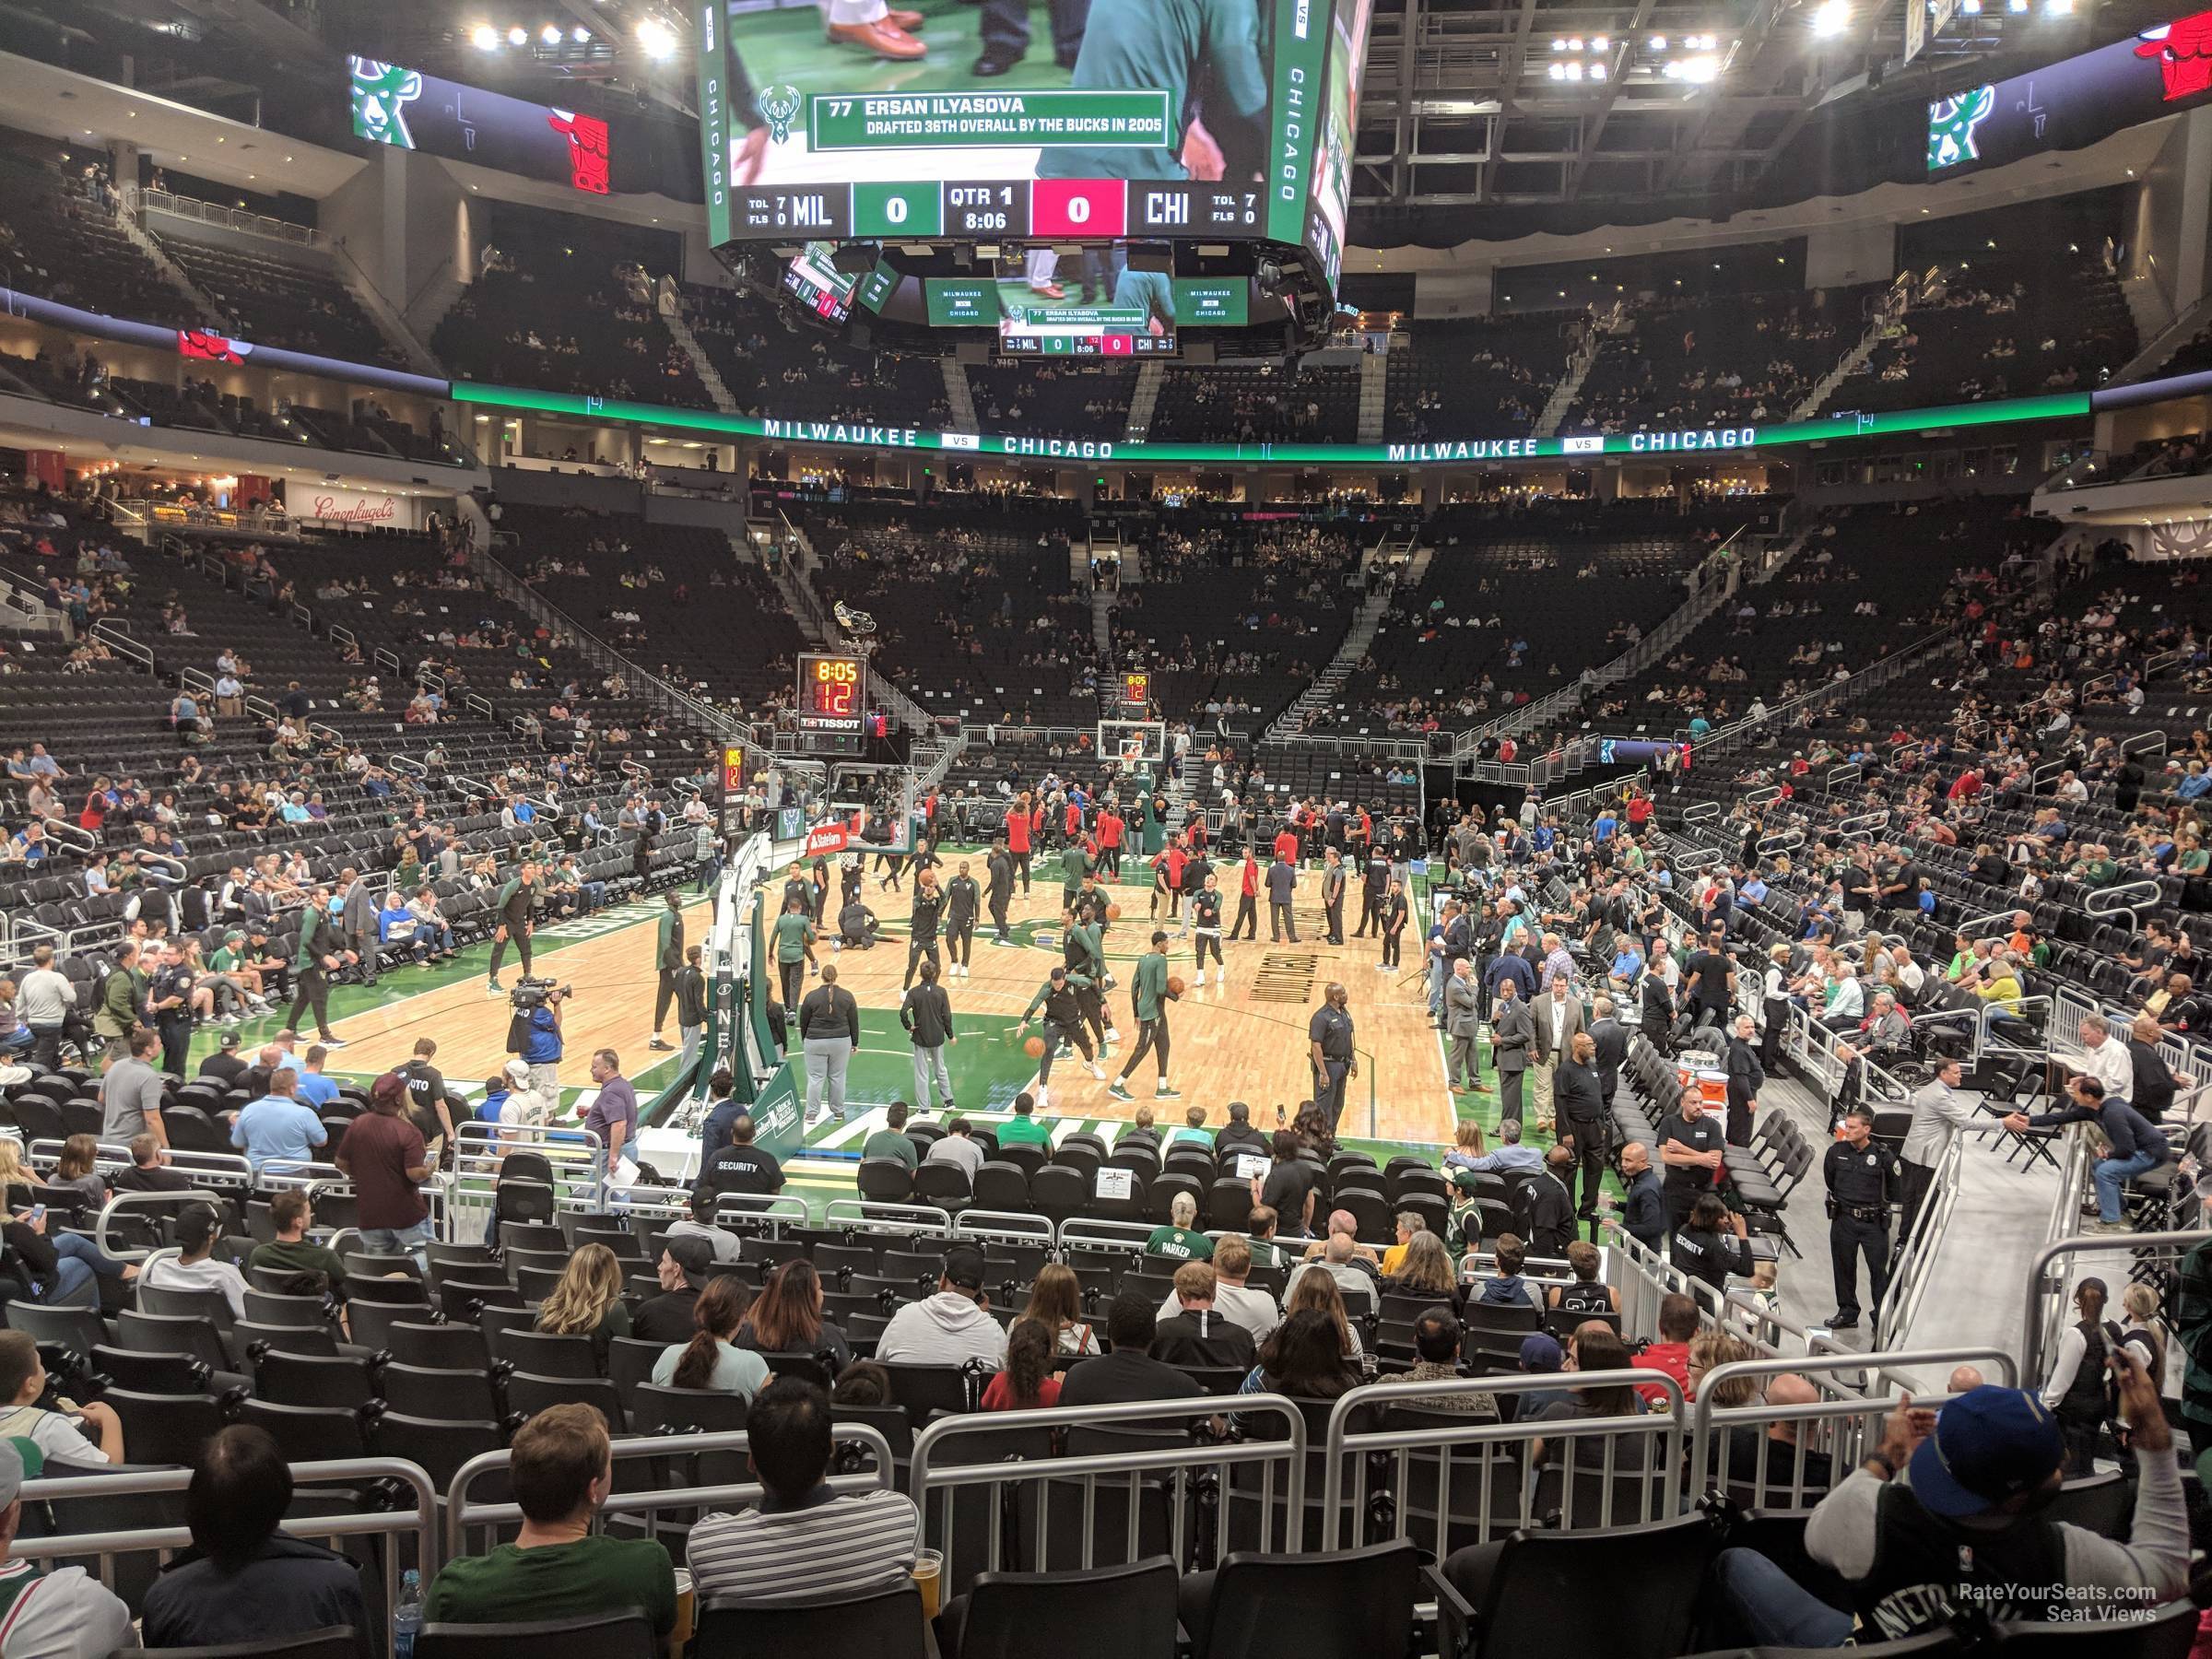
944,860,980,979
1309,981,1357,1138
1823,1105,1900,1331
148,942,196,1077
985,836,1016,945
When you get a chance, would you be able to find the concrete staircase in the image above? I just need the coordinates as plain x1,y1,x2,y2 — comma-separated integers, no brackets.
404,264,468,345
1793,315,1889,419
1091,588,1114,661
1534,319,1610,438
324,240,446,379
666,302,740,414
115,209,226,329
2122,272,2175,355
1356,340,1391,442
2112,288,2212,385
942,360,979,429
1264,583,1392,741
1125,361,1166,440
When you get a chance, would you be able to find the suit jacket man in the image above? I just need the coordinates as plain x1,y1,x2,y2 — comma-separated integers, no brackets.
1444,969,1483,1090
1491,993,1535,1124
1529,985,1585,1065
341,876,379,982
1588,1015,1630,1103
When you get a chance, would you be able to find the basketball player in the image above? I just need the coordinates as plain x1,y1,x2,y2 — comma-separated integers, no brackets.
944,860,979,978
1096,799,1125,877
904,868,945,991
485,858,538,993
1060,832,1092,914
1005,793,1034,895
1191,871,1224,986
1151,834,1189,931
1231,845,1260,941
1379,877,1409,971
1107,929,1179,1102
1355,841,1391,938
782,861,811,918
986,835,1016,944
1063,901,1115,1052
1018,966,1105,1109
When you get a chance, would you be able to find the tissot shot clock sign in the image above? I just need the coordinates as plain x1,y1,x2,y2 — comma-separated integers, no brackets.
796,652,869,740
1926,9,2212,177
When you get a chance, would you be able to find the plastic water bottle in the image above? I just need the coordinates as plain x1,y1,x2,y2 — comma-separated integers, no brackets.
393,1569,423,1659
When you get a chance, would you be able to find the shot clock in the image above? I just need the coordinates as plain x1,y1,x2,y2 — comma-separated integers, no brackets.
795,653,868,744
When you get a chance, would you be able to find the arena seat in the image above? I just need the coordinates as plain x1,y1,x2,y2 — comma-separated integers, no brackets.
417,1610,657,1659
695,1584,928,1659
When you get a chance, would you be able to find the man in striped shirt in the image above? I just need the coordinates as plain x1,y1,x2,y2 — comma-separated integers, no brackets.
686,1377,920,1606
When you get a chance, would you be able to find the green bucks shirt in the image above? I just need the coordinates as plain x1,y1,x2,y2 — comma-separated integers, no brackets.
1144,1224,1214,1262
1035,0,1268,181
997,1115,1053,1146
772,913,814,964
1132,951,1170,1021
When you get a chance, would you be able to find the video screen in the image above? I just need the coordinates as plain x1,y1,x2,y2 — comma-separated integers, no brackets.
1926,9,2212,176
697,0,1336,248
922,266,1246,353
347,57,610,193
783,241,859,320
1308,0,1372,288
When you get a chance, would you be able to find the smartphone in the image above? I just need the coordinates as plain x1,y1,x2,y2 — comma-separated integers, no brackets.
27,1206,44,1223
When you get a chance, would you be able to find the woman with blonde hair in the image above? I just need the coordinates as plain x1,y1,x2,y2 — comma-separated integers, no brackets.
534,1242,630,1359
1380,1231,1460,1310
2119,1281,2167,1392
1687,1328,1759,1407
1018,1262,1098,1356
1287,1263,1363,1355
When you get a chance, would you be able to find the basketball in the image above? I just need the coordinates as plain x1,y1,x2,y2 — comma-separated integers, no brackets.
1167,975,1187,995
1105,902,1123,920
1024,1035,1047,1058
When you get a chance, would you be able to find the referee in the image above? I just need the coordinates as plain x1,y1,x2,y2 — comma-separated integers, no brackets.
1310,981,1357,1138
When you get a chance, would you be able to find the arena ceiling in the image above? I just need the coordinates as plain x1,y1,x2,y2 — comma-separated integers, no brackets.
0,0,2189,239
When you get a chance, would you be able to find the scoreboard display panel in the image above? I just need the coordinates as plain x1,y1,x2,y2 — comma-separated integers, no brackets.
795,652,869,743
695,0,1360,258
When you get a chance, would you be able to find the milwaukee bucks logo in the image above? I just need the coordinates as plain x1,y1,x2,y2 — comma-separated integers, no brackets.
1926,84,1994,171
759,85,803,145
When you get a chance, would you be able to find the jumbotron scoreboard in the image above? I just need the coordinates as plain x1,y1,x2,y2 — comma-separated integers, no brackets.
695,0,1371,352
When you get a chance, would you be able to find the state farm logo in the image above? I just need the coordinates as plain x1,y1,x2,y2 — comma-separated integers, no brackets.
311,494,398,524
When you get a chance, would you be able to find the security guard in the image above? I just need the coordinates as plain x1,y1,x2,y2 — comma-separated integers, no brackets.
1309,981,1357,1138
1823,1104,1900,1331
1320,848,1348,946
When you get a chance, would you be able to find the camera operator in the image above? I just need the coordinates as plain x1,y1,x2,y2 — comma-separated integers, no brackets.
513,982,567,1098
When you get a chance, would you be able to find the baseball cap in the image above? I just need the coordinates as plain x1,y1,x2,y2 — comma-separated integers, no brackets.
1906,1386,2066,1518
1518,1334,1564,1372
502,1059,532,1086
218,1031,241,1051
663,1234,715,1288
0,1436,42,1507
941,1244,988,1291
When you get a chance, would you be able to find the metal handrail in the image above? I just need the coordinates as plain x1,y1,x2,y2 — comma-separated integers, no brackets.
911,1394,1310,1581
2022,1229,2211,1381
1321,1370,1688,1549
